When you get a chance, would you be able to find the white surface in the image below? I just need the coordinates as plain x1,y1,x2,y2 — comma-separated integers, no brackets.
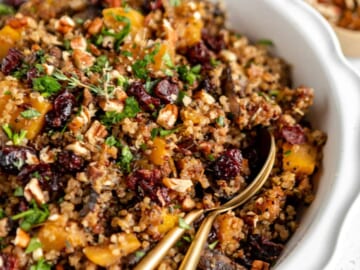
226,1,360,270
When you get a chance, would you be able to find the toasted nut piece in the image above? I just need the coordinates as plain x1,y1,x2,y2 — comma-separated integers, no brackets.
68,107,92,133
65,141,91,159
182,196,196,211
24,178,47,204
194,90,216,105
162,177,193,193
0,218,9,238
71,36,87,51
156,104,178,130
85,120,108,145
87,17,103,35
55,16,75,34
7,16,28,29
72,49,95,70
14,228,30,248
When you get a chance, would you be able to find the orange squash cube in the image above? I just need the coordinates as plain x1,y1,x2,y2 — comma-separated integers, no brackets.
149,137,169,166
0,25,22,59
282,142,317,176
103,7,144,35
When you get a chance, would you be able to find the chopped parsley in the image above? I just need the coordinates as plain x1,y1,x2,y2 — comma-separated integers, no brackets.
144,79,160,93
20,108,41,119
210,58,220,67
132,43,160,80
105,135,121,147
90,55,109,73
25,238,42,254
269,90,279,97
178,217,191,230
162,52,174,69
102,15,131,50
169,0,181,7
284,150,292,156
11,200,49,231
101,97,141,125
119,145,133,172
0,208,5,219
30,258,51,270
177,64,201,85
207,154,215,162
151,127,178,139
122,50,133,57
216,116,225,127
182,235,192,242
2,124,27,145
135,251,146,259
0,3,14,15
208,240,218,250
257,39,274,46
14,187,24,197
32,76,61,97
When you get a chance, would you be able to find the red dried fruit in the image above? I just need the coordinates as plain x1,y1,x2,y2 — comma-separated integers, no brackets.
127,169,170,206
127,82,160,111
246,235,284,264
1,48,23,75
281,124,306,145
0,146,36,174
154,78,179,104
57,150,85,173
0,254,19,270
45,90,75,129
211,149,242,180
186,42,211,66
4,0,26,7
202,29,226,52
143,0,163,13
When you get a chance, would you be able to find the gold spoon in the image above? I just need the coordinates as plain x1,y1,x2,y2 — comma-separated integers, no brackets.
135,130,276,270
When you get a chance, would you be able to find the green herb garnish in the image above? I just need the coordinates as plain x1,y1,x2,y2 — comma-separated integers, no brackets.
25,238,42,254
135,251,146,259
119,145,133,172
12,200,49,231
0,3,15,15
216,116,225,127
132,43,160,80
257,39,274,46
169,0,181,7
32,76,61,97
284,150,292,156
30,258,51,270
91,55,109,73
208,240,218,250
151,127,178,139
21,108,41,119
177,64,201,85
14,187,24,197
178,217,191,230
122,50,133,57
102,15,131,50
101,97,141,125
2,124,27,145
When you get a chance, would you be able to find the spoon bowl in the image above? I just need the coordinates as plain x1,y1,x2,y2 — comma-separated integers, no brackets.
135,130,276,270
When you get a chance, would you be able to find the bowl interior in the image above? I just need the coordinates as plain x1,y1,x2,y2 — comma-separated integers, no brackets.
224,0,342,267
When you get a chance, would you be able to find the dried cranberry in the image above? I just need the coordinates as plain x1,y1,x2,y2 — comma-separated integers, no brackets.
186,42,211,65
245,235,284,263
143,0,163,13
281,124,306,145
153,78,179,104
25,67,38,84
127,169,170,206
4,0,26,7
1,48,23,75
18,163,52,183
57,150,85,173
45,90,75,129
211,149,242,180
0,146,36,174
202,29,226,52
127,82,160,111
0,254,19,270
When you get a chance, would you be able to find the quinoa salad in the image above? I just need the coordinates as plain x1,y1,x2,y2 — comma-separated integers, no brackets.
0,0,327,269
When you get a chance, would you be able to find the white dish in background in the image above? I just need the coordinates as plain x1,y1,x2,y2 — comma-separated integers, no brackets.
224,0,360,269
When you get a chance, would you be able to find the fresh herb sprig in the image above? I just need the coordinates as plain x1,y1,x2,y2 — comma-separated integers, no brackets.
11,200,49,231
132,43,160,80
101,97,141,125
2,124,27,145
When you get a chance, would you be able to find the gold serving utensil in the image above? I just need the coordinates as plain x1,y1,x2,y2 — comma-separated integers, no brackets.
135,130,276,270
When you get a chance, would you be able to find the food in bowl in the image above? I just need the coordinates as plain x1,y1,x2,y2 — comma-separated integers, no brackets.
306,0,360,30
0,0,326,269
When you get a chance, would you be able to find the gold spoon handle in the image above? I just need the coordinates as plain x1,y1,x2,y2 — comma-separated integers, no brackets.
134,209,204,270
178,213,218,270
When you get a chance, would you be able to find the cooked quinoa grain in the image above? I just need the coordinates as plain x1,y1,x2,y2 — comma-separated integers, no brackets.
0,1,326,269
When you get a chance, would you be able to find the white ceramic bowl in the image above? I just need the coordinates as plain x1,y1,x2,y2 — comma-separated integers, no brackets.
224,0,360,269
